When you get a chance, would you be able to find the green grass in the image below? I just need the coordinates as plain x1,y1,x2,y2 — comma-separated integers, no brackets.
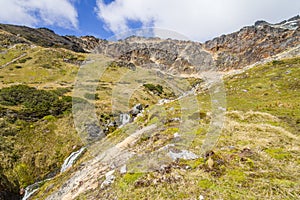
87,57,300,200
226,57,300,133
0,44,83,87
1,39,300,200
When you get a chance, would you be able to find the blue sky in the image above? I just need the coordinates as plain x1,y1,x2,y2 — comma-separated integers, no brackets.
0,0,299,42
62,0,112,38
35,0,115,38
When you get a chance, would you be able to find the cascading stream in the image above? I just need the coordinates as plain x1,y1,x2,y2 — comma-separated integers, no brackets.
22,147,86,200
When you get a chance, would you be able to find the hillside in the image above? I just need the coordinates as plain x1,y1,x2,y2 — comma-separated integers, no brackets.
0,16,299,200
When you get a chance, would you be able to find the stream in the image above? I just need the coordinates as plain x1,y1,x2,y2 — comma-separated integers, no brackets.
22,147,86,200
60,147,86,173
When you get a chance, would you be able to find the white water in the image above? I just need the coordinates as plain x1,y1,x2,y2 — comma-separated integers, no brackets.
22,147,86,200
119,113,130,127
22,188,38,200
22,178,51,200
60,147,86,173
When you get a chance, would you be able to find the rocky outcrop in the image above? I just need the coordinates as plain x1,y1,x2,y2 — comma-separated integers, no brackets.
65,35,105,53
1,16,299,72
204,16,300,70
92,16,300,73
94,37,214,74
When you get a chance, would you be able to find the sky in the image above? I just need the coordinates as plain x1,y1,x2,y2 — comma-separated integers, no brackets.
0,0,299,42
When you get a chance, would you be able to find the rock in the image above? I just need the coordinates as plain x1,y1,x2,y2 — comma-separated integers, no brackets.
113,61,136,70
238,147,253,158
120,165,127,174
101,170,115,189
85,123,103,141
218,106,226,111
0,24,87,52
158,99,172,105
158,164,171,174
173,132,180,138
254,20,269,27
79,181,83,186
119,113,130,126
19,188,25,196
107,121,117,127
1,15,299,72
204,16,299,70
168,150,199,161
130,104,143,116
159,143,175,151
172,117,181,122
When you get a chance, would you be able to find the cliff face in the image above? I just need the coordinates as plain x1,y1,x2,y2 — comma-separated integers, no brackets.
204,16,300,70
93,16,300,73
1,16,299,73
94,37,214,74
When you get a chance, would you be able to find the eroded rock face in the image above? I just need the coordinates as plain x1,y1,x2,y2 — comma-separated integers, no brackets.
91,16,299,73
1,16,299,73
204,16,300,70
94,37,215,74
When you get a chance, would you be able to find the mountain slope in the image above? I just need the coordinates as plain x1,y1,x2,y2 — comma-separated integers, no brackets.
204,15,300,70
37,56,300,200
0,24,86,52
0,16,299,200
1,15,299,72
92,15,300,73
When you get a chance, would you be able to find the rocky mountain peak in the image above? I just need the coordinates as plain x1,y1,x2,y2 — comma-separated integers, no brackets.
254,20,270,27
204,15,299,70
92,15,300,73
0,15,299,73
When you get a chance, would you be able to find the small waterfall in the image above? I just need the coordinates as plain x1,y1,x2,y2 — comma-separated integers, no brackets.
22,178,51,200
119,113,130,126
60,147,86,173
22,147,86,200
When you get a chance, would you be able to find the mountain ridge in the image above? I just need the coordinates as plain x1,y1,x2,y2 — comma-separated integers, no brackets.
0,15,299,73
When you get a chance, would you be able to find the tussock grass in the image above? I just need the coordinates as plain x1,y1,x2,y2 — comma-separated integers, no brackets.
2,42,299,199
89,57,300,200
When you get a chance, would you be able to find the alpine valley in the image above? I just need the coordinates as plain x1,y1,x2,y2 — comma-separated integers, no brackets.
0,15,299,200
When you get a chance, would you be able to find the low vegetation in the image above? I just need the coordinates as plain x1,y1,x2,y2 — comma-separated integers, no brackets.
0,84,82,194
0,28,299,199
0,85,72,120
60,57,300,200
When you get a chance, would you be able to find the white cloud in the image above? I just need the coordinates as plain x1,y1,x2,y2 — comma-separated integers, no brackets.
96,0,300,41
0,0,78,29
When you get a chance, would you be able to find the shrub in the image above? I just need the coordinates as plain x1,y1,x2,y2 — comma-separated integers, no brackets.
0,85,72,120
143,83,164,95
84,93,99,100
52,87,71,96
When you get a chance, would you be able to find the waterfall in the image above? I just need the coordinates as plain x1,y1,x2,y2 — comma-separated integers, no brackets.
22,179,51,200
60,147,86,173
119,113,130,126
22,147,85,200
